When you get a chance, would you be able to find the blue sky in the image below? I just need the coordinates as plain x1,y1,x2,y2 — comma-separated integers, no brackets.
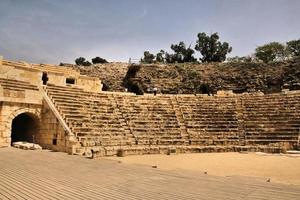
0,0,299,64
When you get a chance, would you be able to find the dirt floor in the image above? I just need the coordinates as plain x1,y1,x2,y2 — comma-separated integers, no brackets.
1,148,300,199
107,152,300,186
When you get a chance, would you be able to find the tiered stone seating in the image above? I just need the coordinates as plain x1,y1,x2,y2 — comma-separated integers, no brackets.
176,95,240,146
2,59,79,76
0,78,39,91
2,60,27,68
32,63,79,75
45,84,134,150
114,95,185,146
45,83,300,155
241,93,300,147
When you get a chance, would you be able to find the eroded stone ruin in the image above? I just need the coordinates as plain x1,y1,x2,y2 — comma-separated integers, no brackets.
0,57,299,157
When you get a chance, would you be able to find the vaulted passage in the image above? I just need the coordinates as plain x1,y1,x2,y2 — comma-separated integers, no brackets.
11,113,39,144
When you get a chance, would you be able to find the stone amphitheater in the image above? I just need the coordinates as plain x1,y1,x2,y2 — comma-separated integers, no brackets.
0,57,299,156
1,57,300,199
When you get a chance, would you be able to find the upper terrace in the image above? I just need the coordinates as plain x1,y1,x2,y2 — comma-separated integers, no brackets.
0,57,102,93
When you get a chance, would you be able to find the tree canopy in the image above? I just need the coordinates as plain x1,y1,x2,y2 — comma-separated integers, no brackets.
141,51,155,64
287,39,300,57
255,42,286,63
140,32,231,64
227,56,253,63
75,57,91,66
155,50,165,63
92,57,108,64
195,32,232,62
170,41,196,63
139,32,299,64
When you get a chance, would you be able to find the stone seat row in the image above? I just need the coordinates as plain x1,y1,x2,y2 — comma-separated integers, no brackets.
244,106,299,110
59,110,181,123
32,64,78,74
177,103,238,108
244,122,300,127
50,94,113,105
0,78,39,91
186,124,239,129
47,89,113,99
245,132,299,136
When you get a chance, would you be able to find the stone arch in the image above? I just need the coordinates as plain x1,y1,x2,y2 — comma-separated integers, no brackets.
4,108,41,145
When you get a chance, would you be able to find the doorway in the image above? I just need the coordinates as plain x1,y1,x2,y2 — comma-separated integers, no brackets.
11,113,39,144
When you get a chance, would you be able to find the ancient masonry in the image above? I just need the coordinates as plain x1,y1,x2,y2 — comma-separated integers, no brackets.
0,57,299,156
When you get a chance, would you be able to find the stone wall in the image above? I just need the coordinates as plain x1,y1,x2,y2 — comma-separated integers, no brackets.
1,59,102,92
0,78,43,147
0,102,42,147
0,63,42,85
39,100,68,152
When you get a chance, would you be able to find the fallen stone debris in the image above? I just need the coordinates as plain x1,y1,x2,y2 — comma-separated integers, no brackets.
12,141,42,150
286,150,300,154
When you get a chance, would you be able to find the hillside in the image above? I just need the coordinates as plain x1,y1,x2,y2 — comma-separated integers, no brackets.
73,58,300,94
73,62,129,92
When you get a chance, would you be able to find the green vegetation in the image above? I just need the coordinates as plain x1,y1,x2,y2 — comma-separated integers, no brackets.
141,32,231,64
287,39,300,57
139,31,299,64
231,39,300,64
227,56,253,63
75,57,91,66
255,42,286,63
92,57,108,64
195,32,232,62
141,42,197,64
141,51,155,64
169,42,196,63
155,50,165,63
75,56,108,66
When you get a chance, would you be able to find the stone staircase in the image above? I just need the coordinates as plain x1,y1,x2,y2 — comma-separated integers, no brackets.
45,84,134,155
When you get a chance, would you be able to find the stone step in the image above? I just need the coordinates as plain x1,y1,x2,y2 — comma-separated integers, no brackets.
0,83,39,91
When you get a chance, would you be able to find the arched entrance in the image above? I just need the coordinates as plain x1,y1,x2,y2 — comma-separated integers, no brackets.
11,113,39,144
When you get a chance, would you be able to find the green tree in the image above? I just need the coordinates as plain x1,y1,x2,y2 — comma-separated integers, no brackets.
170,41,196,63
83,61,91,66
255,42,286,63
141,51,155,63
195,32,232,62
227,56,253,63
75,57,92,66
287,39,300,57
155,50,165,63
165,52,175,63
92,57,108,64
75,57,85,65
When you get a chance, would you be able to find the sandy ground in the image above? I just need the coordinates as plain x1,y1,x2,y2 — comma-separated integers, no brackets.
107,152,300,186
1,148,300,199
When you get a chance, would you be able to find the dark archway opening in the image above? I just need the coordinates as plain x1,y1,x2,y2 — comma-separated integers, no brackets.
11,113,38,144
66,77,75,84
102,82,109,91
